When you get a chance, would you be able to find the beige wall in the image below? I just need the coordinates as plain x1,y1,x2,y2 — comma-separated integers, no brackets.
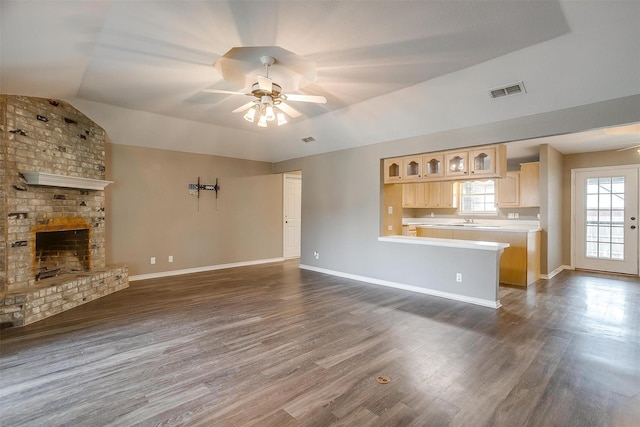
540,144,564,274
562,149,640,265
105,143,283,276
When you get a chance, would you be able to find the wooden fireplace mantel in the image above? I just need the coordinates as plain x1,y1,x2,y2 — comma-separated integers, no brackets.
22,172,113,190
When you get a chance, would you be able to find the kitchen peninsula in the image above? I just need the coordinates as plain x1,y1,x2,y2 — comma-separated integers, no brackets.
403,219,541,286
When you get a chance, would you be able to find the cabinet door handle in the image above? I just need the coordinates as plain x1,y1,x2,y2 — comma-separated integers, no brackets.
631,225,637,230
631,217,636,221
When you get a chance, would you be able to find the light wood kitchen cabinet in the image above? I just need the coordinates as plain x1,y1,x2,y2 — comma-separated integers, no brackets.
402,183,426,207
423,153,445,179
469,146,498,177
426,181,457,208
519,162,540,207
496,162,539,208
384,158,402,183
402,156,423,181
403,182,457,208
445,151,468,178
496,171,520,207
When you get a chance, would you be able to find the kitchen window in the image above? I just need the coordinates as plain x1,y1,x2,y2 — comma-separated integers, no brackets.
460,180,497,214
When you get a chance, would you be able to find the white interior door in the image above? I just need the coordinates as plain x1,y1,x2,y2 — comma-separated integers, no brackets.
283,174,302,258
573,166,639,275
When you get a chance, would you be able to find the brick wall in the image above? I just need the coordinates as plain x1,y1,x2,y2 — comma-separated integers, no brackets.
0,97,7,295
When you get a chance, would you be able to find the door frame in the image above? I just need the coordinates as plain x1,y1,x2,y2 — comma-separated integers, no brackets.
571,165,640,275
283,172,302,259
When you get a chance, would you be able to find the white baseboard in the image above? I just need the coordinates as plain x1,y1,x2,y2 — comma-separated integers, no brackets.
129,257,285,281
540,264,572,280
299,264,501,309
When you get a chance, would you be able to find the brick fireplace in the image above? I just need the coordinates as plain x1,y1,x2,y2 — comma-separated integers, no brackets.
1,95,128,327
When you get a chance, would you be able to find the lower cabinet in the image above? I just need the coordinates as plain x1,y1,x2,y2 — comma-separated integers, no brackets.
418,228,540,286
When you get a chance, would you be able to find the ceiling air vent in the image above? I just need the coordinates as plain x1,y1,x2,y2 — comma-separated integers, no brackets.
302,136,316,143
488,81,526,99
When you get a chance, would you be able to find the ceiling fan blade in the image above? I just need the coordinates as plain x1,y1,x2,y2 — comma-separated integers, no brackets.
277,102,302,118
232,101,256,114
616,144,640,151
202,89,248,96
283,93,327,104
257,76,273,93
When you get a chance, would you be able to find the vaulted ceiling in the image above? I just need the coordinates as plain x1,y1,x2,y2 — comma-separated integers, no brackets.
1,1,639,162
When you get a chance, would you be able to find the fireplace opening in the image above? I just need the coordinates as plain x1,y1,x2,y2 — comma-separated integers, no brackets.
35,229,90,280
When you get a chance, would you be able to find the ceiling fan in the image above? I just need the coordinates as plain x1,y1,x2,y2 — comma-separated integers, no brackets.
203,56,326,127
607,124,640,152
617,144,640,152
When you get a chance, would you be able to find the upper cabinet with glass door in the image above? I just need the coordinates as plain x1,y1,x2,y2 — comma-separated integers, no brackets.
383,158,402,183
445,151,469,178
469,146,503,177
402,156,423,181
423,153,445,180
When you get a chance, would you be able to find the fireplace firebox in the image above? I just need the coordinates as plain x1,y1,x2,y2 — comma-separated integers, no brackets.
35,229,90,280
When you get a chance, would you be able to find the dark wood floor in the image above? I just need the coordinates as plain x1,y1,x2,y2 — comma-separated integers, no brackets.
1,261,639,426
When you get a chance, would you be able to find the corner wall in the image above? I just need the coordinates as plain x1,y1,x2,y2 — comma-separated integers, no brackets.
105,143,282,276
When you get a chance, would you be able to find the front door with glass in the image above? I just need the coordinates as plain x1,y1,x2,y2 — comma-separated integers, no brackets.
574,167,639,275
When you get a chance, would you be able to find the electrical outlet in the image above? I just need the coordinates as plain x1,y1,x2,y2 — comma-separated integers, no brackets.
387,225,393,231
150,257,156,265
508,213,514,219
313,250,320,259
456,273,462,282
168,255,173,263
388,206,393,214
514,213,519,219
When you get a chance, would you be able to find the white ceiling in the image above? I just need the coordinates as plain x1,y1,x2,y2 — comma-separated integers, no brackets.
1,0,639,162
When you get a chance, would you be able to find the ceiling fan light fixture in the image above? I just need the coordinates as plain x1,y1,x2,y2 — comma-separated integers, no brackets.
243,106,257,122
208,55,326,128
265,105,276,121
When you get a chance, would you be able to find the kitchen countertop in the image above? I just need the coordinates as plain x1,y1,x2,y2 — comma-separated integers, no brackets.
379,235,510,251
402,219,540,233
